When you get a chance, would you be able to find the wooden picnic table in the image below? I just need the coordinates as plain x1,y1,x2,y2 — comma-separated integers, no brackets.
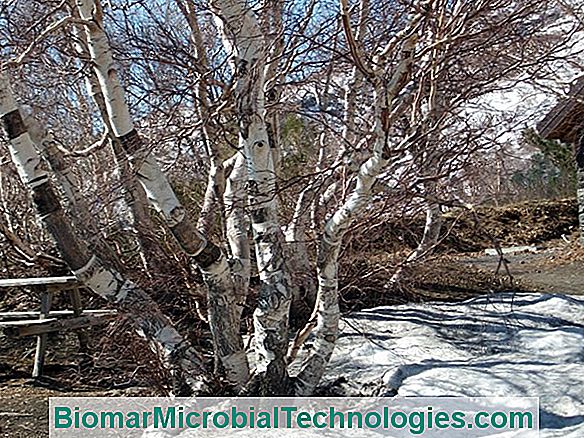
0,276,115,377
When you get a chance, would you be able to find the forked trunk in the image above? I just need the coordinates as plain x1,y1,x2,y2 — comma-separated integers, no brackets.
212,0,292,394
75,0,249,388
293,24,420,393
0,68,208,395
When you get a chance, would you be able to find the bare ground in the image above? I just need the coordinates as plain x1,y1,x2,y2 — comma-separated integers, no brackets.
459,243,584,296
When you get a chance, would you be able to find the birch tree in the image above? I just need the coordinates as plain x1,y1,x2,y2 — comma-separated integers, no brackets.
0,67,210,394
1,0,578,397
210,0,293,394
73,0,250,388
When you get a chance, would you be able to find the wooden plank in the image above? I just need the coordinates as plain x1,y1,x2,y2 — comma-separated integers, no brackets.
3,314,115,338
0,318,59,326
69,288,89,353
0,276,77,289
0,309,116,320
33,290,52,378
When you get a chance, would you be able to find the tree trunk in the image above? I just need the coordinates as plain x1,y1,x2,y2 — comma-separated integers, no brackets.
71,17,171,275
76,0,249,388
211,0,292,394
389,182,442,284
175,0,226,238
576,135,584,244
23,113,125,271
0,68,208,395
294,84,389,395
293,20,420,393
224,152,251,315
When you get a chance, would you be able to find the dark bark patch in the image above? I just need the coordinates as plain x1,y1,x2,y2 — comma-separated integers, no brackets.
247,180,260,197
266,88,277,102
250,207,267,224
577,140,584,169
382,150,391,160
28,174,48,187
107,68,117,80
32,183,61,217
170,215,207,256
324,334,336,343
194,242,222,269
239,121,249,140
118,129,142,155
236,58,248,77
266,122,276,149
2,110,26,140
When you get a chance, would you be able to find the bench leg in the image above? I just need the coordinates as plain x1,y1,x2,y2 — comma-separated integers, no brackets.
32,290,52,378
69,288,89,354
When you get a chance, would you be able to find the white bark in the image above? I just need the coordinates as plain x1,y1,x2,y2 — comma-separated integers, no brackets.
262,0,285,171
389,188,442,284
577,135,584,244
23,115,78,206
175,0,226,237
309,0,367,241
211,0,292,394
284,22,367,312
417,196,442,258
293,15,421,393
74,10,162,256
75,0,249,387
23,115,126,271
72,19,161,274
0,68,209,395
294,85,388,395
224,151,251,312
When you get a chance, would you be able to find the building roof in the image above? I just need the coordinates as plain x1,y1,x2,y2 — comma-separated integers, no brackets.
537,76,584,144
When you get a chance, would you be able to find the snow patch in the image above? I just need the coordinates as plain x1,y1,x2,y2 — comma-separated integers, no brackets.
326,293,584,437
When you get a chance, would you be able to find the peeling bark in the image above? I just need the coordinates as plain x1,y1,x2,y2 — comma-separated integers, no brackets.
294,22,420,394
75,0,249,387
22,114,124,271
0,68,209,395
211,0,292,394
294,91,387,394
175,0,226,237
224,151,251,314
73,18,172,274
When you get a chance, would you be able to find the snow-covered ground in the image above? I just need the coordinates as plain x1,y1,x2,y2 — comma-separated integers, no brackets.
325,292,584,437
87,293,584,438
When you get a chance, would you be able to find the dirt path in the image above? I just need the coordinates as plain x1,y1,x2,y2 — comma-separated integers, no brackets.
460,245,584,296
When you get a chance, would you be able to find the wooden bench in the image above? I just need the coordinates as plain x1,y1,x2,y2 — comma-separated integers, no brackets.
0,276,116,377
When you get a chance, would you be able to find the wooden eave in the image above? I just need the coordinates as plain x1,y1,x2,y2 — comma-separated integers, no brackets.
537,76,584,144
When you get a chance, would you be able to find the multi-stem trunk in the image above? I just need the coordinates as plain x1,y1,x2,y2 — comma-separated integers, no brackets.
75,0,249,388
71,13,177,276
292,14,421,393
294,82,389,395
0,67,208,395
211,0,292,394
24,114,124,271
